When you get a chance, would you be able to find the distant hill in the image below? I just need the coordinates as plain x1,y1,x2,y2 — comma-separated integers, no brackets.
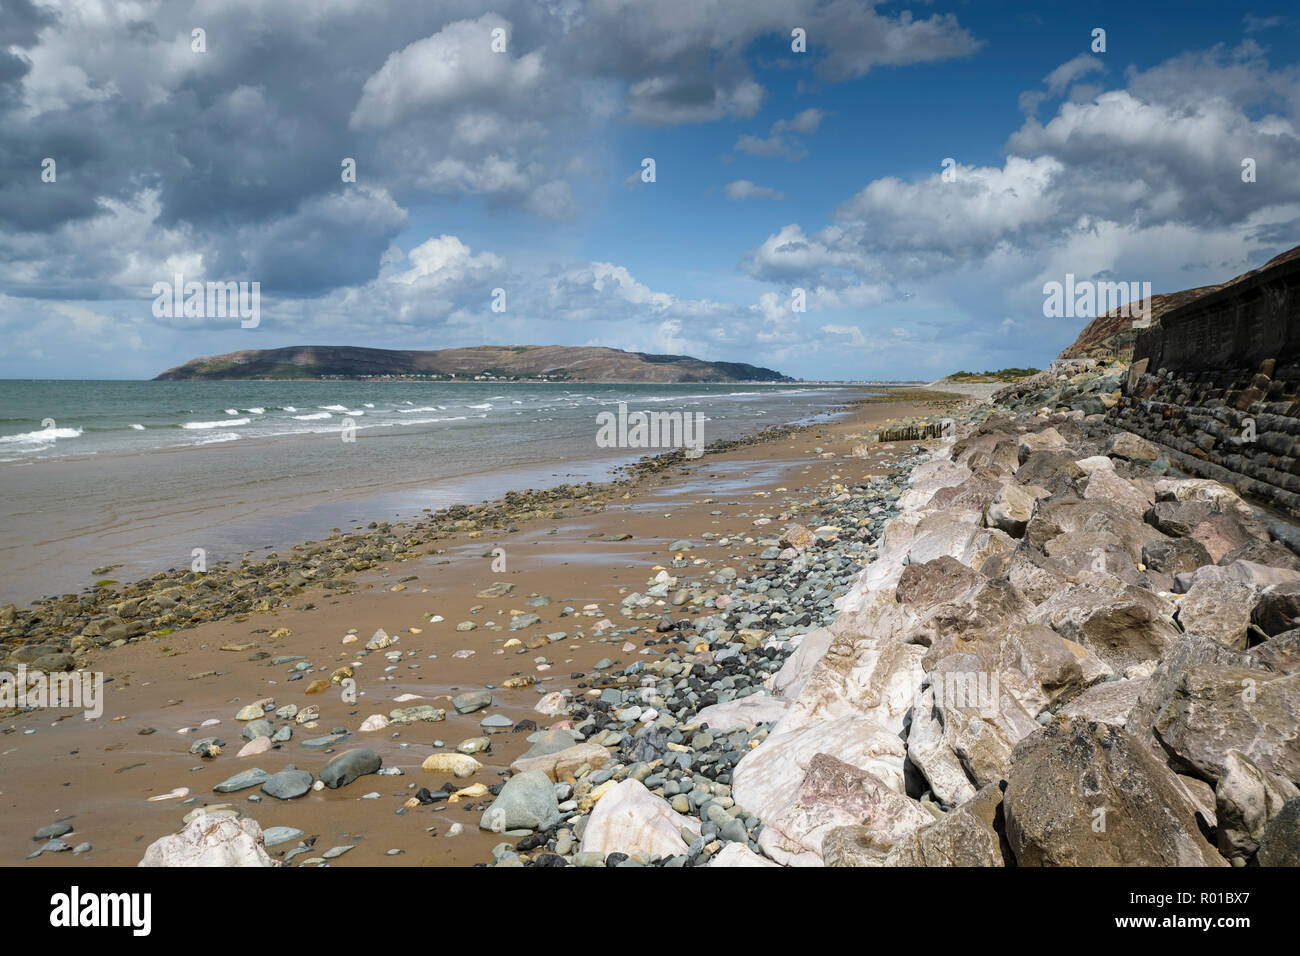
154,344,794,383
1059,244,1300,362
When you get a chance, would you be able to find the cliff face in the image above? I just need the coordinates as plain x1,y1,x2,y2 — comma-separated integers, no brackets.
154,344,793,383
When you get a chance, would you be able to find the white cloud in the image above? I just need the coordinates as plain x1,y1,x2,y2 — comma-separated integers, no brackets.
725,180,788,201
350,15,544,129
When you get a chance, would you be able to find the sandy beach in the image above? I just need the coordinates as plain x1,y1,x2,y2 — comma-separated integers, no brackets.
3,391,966,867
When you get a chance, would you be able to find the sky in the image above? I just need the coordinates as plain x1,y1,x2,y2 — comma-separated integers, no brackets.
1,0,1298,382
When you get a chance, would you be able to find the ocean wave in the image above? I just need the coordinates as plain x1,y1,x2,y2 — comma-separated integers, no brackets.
194,432,241,445
397,406,442,413
293,412,332,421
225,408,239,415
244,407,265,414
320,404,349,411
182,418,250,429
467,403,494,410
129,423,145,430
0,425,83,444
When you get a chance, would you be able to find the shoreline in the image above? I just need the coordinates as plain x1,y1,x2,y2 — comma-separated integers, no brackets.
1,390,970,867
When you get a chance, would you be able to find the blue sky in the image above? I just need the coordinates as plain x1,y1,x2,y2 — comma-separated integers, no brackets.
2,0,1298,380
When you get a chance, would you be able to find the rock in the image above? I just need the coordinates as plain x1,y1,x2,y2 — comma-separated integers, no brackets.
1177,580,1257,650
983,484,1036,537
421,753,482,778
516,728,579,760
359,714,390,732
1143,537,1212,578
138,815,276,867
242,719,272,741
1256,797,1300,866
884,782,1010,866
779,523,816,551
452,691,493,714
708,842,779,867
510,742,609,782
1028,584,1179,673
696,694,789,731
1251,582,1300,637
319,749,382,789
733,716,909,822
213,768,270,793
262,826,304,847
1126,634,1264,758
480,769,561,833
1082,467,1152,516
760,753,932,866
534,692,569,717
480,714,513,734
1153,667,1300,784
235,704,265,721
1108,431,1161,463
188,736,225,756
1058,679,1145,726
1214,750,1299,864
768,628,834,699
510,613,541,631
1004,717,1225,866
34,822,73,840
578,778,700,860
237,736,273,757
260,767,314,800
1144,500,1255,564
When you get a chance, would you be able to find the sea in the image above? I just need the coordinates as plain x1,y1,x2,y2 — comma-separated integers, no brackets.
0,380,869,604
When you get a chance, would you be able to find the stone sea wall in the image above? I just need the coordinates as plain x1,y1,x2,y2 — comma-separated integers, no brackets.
1111,251,1300,518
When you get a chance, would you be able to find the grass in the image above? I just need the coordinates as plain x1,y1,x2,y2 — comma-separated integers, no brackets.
946,368,1039,383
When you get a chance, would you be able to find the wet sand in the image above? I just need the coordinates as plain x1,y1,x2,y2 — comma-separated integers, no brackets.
2,394,963,867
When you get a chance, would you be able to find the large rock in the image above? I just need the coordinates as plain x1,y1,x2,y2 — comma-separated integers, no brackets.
1108,431,1161,463
1256,797,1300,866
1058,679,1145,726
1126,634,1264,758
759,753,931,866
1144,500,1256,564
1083,467,1152,516
732,716,909,822
884,782,1010,866
479,769,561,833
770,635,925,739
767,628,833,699
1028,584,1179,672
1024,497,1165,563
138,815,276,867
578,779,699,860
421,752,482,778
1153,667,1300,784
1176,580,1257,650
708,842,779,867
696,694,789,731
1214,750,1299,864
509,742,609,782
1250,629,1300,674
1004,718,1225,866
319,749,381,789
1251,582,1300,637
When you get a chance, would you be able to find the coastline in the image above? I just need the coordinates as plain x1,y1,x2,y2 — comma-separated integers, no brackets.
2,389,969,866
